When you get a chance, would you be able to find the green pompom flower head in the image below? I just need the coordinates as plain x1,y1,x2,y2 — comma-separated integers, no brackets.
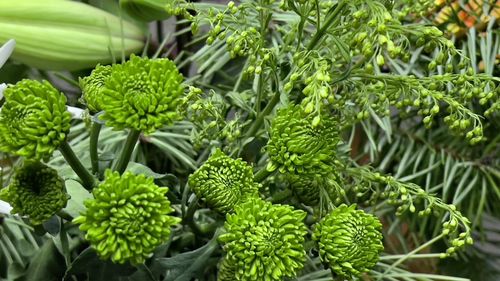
189,149,260,213
0,161,69,224
73,170,180,265
79,64,113,113
99,54,185,134
218,198,307,281
313,204,384,278
266,104,339,176
0,79,72,160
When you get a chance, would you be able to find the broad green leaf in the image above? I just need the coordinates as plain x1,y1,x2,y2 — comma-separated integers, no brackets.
63,180,93,218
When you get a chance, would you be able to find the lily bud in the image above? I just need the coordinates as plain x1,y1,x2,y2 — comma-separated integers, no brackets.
0,0,144,71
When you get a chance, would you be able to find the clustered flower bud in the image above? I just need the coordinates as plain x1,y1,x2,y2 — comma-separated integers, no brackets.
73,170,180,264
218,198,307,281
0,161,69,224
266,104,339,177
188,149,260,213
98,54,185,134
313,204,384,278
0,79,72,160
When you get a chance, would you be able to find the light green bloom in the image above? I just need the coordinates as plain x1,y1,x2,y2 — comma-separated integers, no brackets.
189,149,260,213
218,198,307,281
73,170,180,264
99,55,185,134
79,64,113,113
0,161,69,224
266,104,339,176
0,79,71,160
313,204,384,278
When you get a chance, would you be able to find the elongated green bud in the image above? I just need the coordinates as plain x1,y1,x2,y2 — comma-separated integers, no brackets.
0,0,144,71
120,0,172,22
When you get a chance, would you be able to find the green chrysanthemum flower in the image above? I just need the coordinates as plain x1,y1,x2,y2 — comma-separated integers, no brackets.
0,79,72,160
313,204,384,278
79,64,113,113
218,198,307,281
217,258,237,281
73,170,180,265
266,104,339,176
188,149,260,213
0,161,69,224
99,54,185,134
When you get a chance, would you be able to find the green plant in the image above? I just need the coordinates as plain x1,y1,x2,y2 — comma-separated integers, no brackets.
0,0,498,281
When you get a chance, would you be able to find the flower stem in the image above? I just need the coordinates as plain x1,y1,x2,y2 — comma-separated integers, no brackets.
254,168,273,182
89,122,102,176
112,129,141,175
307,1,347,50
245,90,281,139
59,142,96,190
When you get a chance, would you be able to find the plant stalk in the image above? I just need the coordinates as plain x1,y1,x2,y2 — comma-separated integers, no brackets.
245,90,281,139
59,142,96,190
307,1,347,50
89,122,102,176
254,168,273,182
112,129,141,174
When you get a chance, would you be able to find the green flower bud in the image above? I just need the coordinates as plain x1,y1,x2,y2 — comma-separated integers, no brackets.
73,170,180,264
189,149,260,213
99,55,185,134
0,161,69,224
313,204,384,278
287,175,325,206
266,104,339,176
0,79,71,160
219,199,307,281
79,64,113,113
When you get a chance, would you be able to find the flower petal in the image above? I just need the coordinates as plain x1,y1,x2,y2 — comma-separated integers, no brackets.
0,39,16,69
0,199,13,215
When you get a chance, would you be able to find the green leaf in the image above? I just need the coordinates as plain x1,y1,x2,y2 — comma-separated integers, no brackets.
63,180,93,218
15,239,65,281
150,236,219,281
63,248,136,281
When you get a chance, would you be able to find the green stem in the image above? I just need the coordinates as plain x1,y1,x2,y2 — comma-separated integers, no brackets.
89,122,102,176
59,142,96,190
254,168,273,182
245,90,281,139
307,1,347,50
255,73,265,113
112,129,141,174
